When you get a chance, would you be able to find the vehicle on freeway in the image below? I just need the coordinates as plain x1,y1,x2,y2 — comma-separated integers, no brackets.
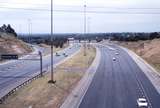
115,52,119,55
64,54,68,57
113,57,116,61
56,52,60,56
63,52,68,57
137,98,148,107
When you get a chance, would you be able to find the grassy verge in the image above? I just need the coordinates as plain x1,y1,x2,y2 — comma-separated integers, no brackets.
0,46,96,108
115,40,160,73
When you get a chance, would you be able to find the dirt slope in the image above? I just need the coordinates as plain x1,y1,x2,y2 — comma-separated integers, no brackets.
0,33,32,55
117,39,160,72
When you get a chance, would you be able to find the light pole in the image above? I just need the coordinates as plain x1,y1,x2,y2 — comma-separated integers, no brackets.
87,17,91,33
28,19,32,43
87,17,91,47
28,19,31,43
83,3,87,56
48,0,56,84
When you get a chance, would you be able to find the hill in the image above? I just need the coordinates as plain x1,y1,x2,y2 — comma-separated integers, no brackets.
0,32,32,55
117,39,160,72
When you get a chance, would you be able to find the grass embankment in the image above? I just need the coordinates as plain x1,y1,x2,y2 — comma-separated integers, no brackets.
117,39,160,73
0,33,32,54
0,46,96,108
0,33,33,63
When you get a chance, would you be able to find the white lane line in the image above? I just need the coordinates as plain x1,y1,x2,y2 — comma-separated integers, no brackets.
131,63,153,108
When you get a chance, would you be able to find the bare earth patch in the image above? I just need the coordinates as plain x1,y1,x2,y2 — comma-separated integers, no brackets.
116,39,160,73
0,33,32,55
0,33,33,63
0,46,96,108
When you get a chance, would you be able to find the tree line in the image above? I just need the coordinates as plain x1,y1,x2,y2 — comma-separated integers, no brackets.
0,24,17,37
45,37,68,48
107,32,160,41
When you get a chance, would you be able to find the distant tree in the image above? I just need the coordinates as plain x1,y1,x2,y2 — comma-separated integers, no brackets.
6,24,17,37
0,27,2,32
150,32,159,40
96,37,102,42
1,24,7,32
0,24,17,37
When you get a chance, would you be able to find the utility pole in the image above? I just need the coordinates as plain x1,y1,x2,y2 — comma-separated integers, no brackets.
48,0,56,84
28,19,32,43
83,3,87,56
87,17,91,48
87,17,91,34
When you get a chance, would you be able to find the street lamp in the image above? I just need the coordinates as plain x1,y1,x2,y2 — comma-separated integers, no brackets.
28,19,32,43
83,4,87,56
87,17,91,33
48,0,56,84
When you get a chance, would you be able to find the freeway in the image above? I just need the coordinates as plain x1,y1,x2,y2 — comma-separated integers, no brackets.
79,44,160,108
0,44,80,99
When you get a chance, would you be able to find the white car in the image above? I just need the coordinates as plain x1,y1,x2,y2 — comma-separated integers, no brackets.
115,52,119,55
112,57,116,61
137,98,148,107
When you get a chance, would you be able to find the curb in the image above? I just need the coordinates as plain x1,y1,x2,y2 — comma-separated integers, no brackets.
60,46,101,108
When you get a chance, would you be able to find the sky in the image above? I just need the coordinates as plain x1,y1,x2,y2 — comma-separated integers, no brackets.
0,0,160,33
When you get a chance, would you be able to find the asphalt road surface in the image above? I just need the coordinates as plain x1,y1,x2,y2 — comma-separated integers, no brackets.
79,44,160,108
0,44,80,99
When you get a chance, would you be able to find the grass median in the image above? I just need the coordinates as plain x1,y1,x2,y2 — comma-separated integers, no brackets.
0,45,96,108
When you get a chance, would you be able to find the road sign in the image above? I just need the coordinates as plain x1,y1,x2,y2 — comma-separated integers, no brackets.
1,54,18,60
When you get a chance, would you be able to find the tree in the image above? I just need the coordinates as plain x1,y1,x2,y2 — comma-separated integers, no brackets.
150,32,159,40
1,24,7,32
0,24,17,37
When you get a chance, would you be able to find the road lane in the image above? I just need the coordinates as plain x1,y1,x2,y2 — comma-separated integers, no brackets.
118,46,160,108
0,44,80,99
79,45,160,108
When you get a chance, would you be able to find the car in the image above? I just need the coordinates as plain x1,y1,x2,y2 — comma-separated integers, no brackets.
63,52,68,57
113,57,116,61
55,52,60,56
137,98,148,107
64,54,68,57
63,52,66,55
115,52,119,55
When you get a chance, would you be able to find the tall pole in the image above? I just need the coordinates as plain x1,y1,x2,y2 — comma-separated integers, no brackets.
87,17,91,47
28,19,31,43
28,19,32,43
48,0,56,84
83,3,87,56
87,17,91,33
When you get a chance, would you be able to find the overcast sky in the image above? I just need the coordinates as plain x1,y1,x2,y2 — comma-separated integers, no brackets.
0,0,160,33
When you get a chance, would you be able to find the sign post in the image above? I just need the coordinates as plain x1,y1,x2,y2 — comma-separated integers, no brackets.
39,51,43,77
